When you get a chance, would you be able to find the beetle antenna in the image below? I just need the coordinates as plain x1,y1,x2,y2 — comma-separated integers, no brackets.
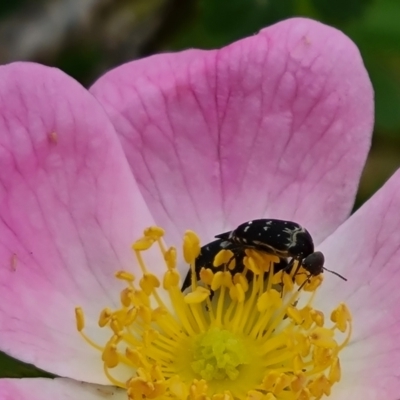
322,267,347,281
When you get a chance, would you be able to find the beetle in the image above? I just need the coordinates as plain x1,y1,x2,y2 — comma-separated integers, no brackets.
216,219,346,283
216,219,314,261
181,219,346,293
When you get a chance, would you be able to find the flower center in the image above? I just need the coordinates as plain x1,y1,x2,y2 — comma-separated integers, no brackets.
75,227,352,400
191,327,249,381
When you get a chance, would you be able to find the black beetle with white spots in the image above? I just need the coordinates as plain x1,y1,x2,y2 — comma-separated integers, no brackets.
182,219,346,292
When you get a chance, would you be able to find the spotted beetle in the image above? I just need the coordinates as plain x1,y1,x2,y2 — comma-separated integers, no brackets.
181,219,345,293
216,219,346,282
216,219,313,259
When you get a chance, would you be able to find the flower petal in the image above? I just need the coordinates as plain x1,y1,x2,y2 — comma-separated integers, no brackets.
0,63,158,383
0,378,125,400
90,17,373,246
318,169,400,398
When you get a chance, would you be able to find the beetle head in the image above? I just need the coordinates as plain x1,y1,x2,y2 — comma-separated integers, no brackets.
302,251,325,276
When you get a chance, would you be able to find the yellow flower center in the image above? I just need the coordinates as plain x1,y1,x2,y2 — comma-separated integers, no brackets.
75,226,352,400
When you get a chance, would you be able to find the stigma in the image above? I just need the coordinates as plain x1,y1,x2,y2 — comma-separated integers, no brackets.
75,227,351,400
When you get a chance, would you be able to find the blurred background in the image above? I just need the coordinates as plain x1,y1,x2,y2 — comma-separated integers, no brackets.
0,0,398,377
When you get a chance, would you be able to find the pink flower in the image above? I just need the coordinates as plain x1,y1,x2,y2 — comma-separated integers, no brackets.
0,17,393,400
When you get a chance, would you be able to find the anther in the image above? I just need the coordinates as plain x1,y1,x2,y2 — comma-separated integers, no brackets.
75,307,84,332
144,226,165,240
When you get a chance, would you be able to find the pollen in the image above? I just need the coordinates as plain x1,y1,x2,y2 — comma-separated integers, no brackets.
75,227,351,400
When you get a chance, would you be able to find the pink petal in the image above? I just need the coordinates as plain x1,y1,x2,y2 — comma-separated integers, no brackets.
90,17,373,246
0,63,158,383
317,169,400,399
0,378,125,400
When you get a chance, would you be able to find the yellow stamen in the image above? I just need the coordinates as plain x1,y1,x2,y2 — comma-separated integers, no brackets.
115,270,135,282
76,227,352,400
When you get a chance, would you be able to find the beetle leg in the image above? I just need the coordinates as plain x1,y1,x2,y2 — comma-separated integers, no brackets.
297,273,312,291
